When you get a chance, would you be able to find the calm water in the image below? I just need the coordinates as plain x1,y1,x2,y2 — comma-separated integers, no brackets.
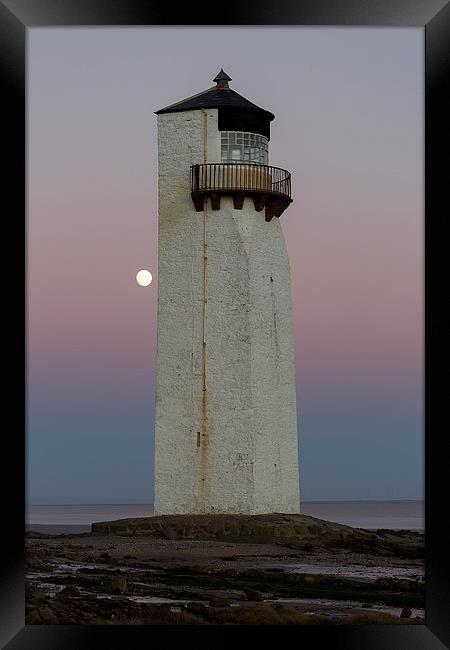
301,500,424,531
26,501,424,534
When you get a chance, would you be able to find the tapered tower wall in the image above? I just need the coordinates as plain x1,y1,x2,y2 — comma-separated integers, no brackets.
154,107,300,514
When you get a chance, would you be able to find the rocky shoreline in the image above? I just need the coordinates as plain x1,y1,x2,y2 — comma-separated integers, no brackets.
25,513,425,625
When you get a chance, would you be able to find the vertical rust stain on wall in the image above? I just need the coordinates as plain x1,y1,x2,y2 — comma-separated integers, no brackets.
198,344,208,512
197,211,209,511
197,109,209,513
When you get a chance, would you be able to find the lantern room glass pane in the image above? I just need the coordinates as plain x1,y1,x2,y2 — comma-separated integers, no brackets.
220,131,268,165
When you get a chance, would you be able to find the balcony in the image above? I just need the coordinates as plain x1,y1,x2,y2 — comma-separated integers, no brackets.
190,163,293,221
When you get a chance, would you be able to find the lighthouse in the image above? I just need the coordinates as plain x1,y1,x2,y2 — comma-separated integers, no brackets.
154,70,300,515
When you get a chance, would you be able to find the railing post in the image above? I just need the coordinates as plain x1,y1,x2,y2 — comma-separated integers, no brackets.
193,164,200,191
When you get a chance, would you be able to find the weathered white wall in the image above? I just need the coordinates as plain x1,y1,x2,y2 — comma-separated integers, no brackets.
154,108,300,514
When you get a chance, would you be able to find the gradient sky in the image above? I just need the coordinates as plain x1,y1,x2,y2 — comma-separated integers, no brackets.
27,27,423,505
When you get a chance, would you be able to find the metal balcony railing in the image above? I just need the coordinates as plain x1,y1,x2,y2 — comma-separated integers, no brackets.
190,163,293,221
191,163,292,199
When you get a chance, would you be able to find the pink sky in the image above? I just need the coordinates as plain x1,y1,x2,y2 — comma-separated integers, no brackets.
27,27,423,504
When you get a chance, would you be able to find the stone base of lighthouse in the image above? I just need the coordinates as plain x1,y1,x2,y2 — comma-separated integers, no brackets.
154,109,300,515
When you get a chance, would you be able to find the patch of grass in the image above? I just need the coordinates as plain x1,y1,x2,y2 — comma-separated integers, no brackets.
107,608,207,625
206,605,425,626
203,603,325,625
159,566,425,608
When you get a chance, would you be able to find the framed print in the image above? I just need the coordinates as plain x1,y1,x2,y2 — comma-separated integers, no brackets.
1,1,449,648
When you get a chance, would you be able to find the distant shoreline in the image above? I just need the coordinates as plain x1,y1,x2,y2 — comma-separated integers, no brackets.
26,499,424,507
25,501,425,533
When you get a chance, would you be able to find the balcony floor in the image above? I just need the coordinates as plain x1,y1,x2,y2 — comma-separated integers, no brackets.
191,189,292,221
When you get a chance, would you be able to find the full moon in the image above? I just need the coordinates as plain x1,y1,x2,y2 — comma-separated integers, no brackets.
136,269,153,287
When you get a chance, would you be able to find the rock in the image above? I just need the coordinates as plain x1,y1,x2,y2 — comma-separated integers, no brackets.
400,607,412,619
92,513,394,551
103,576,128,594
186,602,208,616
98,551,112,562
301,574,321,584
242,588,264,602
60,586,80,597
105,576,128,594
27,557,49,571
76,575,102,587
37,607,59,624
51,600,69,612
113,576,128,594
209,596,231,607
26,609,40,625
155,603,172,613
161,527,180,540
30,589,47,603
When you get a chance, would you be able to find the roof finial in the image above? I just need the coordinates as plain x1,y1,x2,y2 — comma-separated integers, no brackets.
213,69,232,89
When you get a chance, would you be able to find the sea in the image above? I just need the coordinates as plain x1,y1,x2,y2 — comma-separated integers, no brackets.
26,500,424,535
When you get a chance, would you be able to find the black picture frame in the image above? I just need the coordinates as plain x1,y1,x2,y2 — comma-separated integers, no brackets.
2,1,448,648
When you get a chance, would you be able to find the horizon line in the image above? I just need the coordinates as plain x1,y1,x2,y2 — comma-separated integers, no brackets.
26,498,425,507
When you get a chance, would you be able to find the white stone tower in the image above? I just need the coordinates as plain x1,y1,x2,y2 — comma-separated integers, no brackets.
154,70,300,515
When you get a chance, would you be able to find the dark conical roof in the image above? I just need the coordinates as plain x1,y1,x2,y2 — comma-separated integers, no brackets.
155,70,274,122
213,68,232,82
213,68,232,88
